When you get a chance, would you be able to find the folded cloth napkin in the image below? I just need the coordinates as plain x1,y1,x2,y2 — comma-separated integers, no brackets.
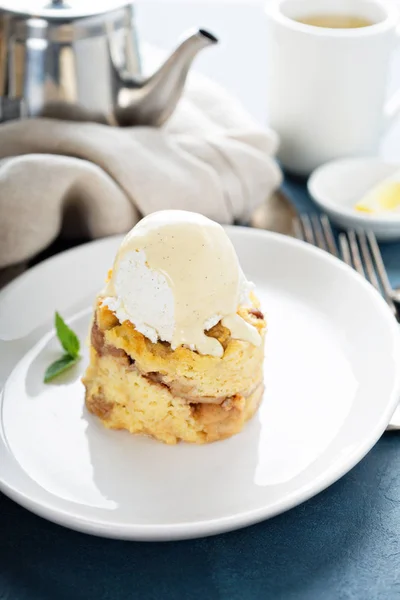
0,68,282,271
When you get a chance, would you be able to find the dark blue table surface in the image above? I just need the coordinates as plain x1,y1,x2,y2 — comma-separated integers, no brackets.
2,177,400,600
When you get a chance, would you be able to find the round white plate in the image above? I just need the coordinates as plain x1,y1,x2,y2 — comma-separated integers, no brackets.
1,228,399,541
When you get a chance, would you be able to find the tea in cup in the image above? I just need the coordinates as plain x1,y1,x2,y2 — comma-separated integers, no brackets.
266,0,400,174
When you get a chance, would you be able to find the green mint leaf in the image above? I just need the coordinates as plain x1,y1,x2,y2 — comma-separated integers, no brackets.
44,354,79,383
55,312,80,358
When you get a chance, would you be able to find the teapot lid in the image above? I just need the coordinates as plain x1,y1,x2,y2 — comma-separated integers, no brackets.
0,0,131,19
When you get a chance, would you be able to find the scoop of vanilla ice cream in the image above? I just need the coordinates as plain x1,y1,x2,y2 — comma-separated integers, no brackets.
102,210,260,357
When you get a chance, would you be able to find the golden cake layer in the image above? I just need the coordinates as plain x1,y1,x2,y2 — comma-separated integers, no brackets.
83,301,266,444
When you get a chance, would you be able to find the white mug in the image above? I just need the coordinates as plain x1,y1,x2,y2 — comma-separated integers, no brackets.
266,0,400,175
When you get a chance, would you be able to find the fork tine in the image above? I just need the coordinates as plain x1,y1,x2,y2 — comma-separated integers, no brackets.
320,215,338,257
357,230,380,292
348,230,365,277
300,214,315,244
342,230,397,318
311,215,327,250
293,217,304,240
298,213,339,257
339,233,351,266
367,231,396,308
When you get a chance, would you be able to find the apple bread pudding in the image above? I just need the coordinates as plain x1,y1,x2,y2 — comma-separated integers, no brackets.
83,210,266,444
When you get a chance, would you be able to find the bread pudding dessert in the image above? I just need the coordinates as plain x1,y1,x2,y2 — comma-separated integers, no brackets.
83,210,266,444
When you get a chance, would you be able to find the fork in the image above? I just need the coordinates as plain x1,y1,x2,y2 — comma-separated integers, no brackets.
295,214,398,318
295,213,400,430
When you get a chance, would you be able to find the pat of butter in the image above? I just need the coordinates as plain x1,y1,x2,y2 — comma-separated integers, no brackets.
355,173,400,215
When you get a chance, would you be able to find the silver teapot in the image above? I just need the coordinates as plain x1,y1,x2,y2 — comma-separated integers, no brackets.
0,0,218,125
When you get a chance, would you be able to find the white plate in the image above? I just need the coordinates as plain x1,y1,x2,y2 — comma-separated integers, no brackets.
0,228,399,541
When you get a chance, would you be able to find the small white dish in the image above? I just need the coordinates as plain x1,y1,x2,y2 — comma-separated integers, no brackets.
308,158,400,241
0,229,400,541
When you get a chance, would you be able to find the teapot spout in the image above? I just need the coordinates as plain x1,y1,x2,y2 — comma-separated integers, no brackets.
115,28,218,127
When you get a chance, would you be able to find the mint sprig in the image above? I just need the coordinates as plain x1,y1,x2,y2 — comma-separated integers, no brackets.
44,312,81,383
44,354,79,383
55,311,80,357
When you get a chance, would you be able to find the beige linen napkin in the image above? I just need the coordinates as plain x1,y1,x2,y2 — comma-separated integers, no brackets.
0,69,282,271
